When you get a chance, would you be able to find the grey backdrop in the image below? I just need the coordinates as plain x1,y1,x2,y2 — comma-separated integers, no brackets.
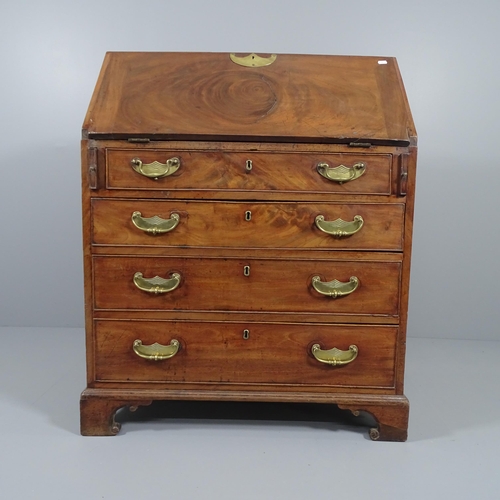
1,0,499,340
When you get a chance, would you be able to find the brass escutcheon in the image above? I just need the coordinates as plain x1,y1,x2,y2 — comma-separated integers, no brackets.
229,53,277,67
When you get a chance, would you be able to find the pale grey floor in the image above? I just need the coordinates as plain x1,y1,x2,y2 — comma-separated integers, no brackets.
0,327,498,499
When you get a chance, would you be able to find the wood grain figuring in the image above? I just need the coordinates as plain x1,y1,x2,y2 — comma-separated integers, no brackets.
93,256,401,316
83,53,414,145
94,320,397,388
92,199,404,251
106,150,392,194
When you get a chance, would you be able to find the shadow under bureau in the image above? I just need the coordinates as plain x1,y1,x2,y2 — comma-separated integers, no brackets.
80,52,417,441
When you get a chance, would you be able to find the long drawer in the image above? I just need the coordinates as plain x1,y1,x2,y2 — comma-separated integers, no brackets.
92,199,405,251
93,256,401,316
94,320,398,389
106,149,392,195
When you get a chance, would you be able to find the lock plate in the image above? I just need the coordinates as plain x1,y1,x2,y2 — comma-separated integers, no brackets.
229,53,277,67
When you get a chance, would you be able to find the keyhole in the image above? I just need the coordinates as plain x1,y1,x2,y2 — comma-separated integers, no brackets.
245,211,252,221
243,329,250,340
243,265,250,277
246,159,253,172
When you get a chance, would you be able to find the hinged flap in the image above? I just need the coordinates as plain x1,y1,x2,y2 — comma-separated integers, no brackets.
83,52,416,146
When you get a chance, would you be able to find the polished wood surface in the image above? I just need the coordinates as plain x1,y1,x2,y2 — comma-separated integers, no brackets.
93,255,401,316
92,199,404,250
94,320,397,388
84,53,415,145
106,149,392,194
81,52,416,440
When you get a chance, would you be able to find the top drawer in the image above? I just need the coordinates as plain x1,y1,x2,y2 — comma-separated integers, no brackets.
106,149,392,195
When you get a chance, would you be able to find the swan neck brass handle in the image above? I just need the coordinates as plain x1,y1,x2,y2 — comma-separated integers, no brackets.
131,157,181,180
133,272,181,294
131,212,180,235
312,276,359,298
317,162,366,183
229,53,277,67
133,339,180,361
311,344,358,366
315,215,364,238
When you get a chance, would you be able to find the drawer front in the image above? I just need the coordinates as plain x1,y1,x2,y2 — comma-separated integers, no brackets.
106,150,392,195
94,320,397,389
92,199,405,251
93,256,401,316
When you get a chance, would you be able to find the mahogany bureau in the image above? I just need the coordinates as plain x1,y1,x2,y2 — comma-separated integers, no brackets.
80,52,417,440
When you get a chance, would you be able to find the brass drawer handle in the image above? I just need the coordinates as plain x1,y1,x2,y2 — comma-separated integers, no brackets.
311,344,358,366
131,212,180,235
312,275,359,298
317,162,366,183
133,272,181,294
315,215,364,237
133,339,180,361
131,157,181,179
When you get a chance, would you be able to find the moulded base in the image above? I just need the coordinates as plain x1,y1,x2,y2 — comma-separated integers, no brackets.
80,388,409,441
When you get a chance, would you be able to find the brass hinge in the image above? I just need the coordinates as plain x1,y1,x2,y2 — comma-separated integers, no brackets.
349,142,372,148
128,138,150,143
88,147,98,189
